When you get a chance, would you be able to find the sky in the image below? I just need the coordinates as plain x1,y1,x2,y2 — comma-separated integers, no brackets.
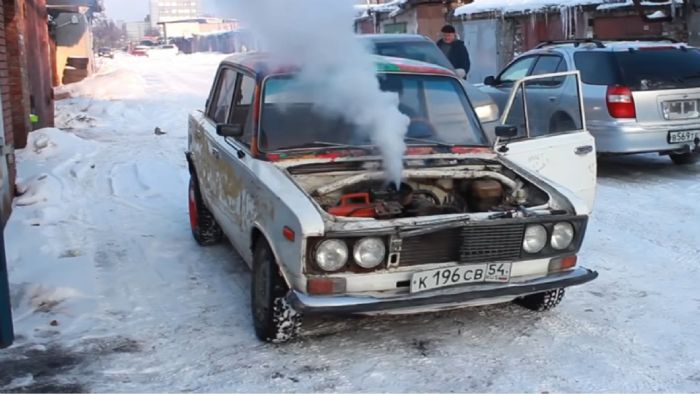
102,0,233,22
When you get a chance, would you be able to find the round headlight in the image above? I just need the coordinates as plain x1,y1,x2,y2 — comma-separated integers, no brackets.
551,222,575,250
523,224,547,253
353,237,386,269
315,239,348,272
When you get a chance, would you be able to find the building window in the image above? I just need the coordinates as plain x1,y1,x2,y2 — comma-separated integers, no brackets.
383,23,407,34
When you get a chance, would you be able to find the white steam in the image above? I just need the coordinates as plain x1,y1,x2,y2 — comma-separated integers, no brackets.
230,0,409,185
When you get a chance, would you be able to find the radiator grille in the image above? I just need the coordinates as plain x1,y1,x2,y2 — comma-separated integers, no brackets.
399,224,525,266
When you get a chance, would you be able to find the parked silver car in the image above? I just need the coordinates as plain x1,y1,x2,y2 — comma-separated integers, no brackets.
359,34,500,130
480,39,700,164
187,53,598,342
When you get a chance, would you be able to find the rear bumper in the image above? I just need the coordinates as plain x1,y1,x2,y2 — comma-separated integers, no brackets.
288,267,598,315
590,122,700,154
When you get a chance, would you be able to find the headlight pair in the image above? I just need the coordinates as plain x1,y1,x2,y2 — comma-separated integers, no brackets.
523,222,575,254
315,237,386,272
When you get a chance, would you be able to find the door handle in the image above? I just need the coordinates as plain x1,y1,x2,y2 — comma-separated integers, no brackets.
575,145,593,155
210,147,220,159
548,96,557,102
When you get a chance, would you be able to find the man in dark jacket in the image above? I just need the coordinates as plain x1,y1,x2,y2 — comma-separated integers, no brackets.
436,24,471,77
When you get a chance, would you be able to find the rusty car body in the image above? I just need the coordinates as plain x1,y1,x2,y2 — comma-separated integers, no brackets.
186,52,599,342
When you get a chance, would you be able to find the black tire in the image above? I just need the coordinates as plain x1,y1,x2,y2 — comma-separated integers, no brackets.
251,239,302,343
188,177,223,246
669,152,700,165
515,288,565,312
549,113,576,134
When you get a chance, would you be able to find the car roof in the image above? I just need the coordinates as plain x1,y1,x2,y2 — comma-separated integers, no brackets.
533,40,690,54
358,34,433,43
221,51,455,78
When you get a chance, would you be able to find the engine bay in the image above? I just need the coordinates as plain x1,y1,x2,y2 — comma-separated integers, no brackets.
291,164,551,220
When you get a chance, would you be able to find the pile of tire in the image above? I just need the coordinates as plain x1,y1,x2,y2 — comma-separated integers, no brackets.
62,57,89,85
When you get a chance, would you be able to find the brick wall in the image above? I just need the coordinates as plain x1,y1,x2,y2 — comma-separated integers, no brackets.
0,2,14,223
3,0,30,150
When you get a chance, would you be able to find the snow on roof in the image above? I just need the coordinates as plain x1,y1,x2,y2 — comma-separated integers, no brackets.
354,0,408,19
454,0,679,17
595,0,681,10
454,0,603,16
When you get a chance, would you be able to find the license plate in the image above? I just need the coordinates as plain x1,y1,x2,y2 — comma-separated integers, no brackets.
668,130,699,144
410,263,512,293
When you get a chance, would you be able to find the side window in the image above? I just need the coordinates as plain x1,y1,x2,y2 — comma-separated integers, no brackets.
498,57,537,84
528,55,567,87
230,73,257,145
530,55,563,76
207,69,236,124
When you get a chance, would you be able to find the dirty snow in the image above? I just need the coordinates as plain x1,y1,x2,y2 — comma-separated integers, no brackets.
1,53,700,392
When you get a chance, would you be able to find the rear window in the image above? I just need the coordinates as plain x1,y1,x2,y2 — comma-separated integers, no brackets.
615,48,700,91
573,52,621,86
575,48,700,90
371,41,455,71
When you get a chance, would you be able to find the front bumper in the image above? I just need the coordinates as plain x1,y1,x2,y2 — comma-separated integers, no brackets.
590,122,700,154
288,267,598,315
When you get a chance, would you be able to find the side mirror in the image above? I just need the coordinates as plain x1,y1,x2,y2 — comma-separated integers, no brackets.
217,124,243,138
484,76,497,86
495,124,518,139
455,68,467,79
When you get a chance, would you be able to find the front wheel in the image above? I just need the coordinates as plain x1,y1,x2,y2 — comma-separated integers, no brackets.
515,288,565,312
669,152,700,165
251,239,302,343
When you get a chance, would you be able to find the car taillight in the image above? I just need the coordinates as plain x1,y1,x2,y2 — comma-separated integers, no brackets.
607,85,636,119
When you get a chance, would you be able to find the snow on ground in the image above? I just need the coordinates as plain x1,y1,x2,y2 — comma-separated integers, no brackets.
1,52,700,392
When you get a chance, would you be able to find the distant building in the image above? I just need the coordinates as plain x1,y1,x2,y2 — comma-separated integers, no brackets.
159,17,238,39
124,20,150,42
149,0,202,27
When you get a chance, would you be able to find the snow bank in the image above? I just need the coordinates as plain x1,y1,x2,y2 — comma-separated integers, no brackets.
57,68,147,101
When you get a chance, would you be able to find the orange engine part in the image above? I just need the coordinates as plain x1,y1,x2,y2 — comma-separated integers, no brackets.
327,193,377,217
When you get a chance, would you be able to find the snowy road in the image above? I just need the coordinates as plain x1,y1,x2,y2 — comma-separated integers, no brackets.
2,54,700,392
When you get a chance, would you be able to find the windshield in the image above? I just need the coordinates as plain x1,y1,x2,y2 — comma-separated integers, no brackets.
371,41,455,71
259,74,487,151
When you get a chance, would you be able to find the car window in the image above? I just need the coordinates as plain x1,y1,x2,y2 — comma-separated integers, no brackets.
231,74,257,145
499,57,537,83
528,55,567,87
573,52,621,86
614,47,700,91
530,55,563,76
260,74,487,151
207,69,236,124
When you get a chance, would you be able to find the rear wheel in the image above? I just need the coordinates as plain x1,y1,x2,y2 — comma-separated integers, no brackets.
188,177,223,246
251,239,302,343
669,152,700,165
515,288,565,312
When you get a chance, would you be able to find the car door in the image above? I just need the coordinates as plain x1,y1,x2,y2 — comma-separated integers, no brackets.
195,66,237,215
481,55,538,111
524,54,569,135
497,71,597,214
210,70,258,258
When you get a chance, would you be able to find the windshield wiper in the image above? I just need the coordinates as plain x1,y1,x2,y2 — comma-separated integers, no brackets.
404,137,455,148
